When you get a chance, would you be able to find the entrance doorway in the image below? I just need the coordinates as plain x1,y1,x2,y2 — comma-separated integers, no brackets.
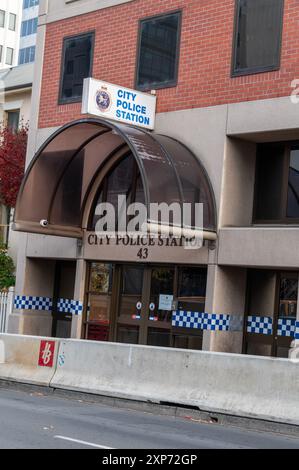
244,270,298,358
83,262,207,349
52,261,76,338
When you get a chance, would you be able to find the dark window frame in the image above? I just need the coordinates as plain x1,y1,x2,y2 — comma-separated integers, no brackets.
7,110,20,133
135,10,182,92
58,31,95,106
253,141,299,225
231,0,284,78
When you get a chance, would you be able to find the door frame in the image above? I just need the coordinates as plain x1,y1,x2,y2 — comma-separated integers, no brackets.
83,261,207,347
51,260,75,338
243,269,298,356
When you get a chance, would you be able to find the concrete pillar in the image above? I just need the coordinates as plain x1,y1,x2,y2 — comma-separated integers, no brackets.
203,265,247,353
71,258,87,339
8,251,55,336
289,274,299,354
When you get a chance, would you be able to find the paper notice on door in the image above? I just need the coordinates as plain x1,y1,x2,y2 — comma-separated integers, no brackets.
158,294,174,311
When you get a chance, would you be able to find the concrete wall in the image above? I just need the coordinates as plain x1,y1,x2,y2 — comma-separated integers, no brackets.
44,0,135,24
218,228,299,269
50,338,299,425
2,333,299,425
203,266,247,353
0,333,58,385
9,257,55,337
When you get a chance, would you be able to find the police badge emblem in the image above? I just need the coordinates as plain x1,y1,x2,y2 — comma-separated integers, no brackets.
95,86,112,112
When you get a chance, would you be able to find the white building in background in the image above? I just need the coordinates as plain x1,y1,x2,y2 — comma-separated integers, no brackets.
0,0,22,69
19,0,39,65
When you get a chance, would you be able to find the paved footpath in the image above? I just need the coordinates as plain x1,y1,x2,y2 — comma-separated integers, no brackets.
0,385,298,449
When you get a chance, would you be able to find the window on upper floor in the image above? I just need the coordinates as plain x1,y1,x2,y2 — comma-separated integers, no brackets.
6,47,13,66
8,13,16,31
19,45,35,64
23,0,39,8
21,17,38,36
7,110,20,133
0,45,3,63
0,10,5,28
254,142,299,223
136,11,181,91
232,0,284,77
59,32,94,104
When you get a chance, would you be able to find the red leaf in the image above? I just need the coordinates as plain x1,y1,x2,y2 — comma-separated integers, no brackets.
0,123,28,207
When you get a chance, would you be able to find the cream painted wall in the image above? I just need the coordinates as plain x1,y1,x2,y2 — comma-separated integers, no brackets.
0,88,32,124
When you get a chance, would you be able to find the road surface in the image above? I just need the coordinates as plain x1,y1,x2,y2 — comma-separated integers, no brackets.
0,385,298,449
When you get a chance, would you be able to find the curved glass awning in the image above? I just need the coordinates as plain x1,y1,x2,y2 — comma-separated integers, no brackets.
14,118,217,239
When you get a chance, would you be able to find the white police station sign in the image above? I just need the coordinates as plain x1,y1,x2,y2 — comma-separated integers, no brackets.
82,78,156,130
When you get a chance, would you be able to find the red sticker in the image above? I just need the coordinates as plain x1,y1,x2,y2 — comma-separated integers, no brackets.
38,340,55,368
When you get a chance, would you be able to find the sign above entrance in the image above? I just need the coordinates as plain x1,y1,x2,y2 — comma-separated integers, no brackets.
82,78,157,130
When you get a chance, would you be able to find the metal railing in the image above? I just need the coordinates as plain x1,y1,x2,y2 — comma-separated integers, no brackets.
0,287,14,333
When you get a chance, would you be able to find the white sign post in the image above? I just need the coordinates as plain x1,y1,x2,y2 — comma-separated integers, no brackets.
82,78,156,130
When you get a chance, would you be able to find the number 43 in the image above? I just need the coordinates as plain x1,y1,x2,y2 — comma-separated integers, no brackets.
137,248,148,259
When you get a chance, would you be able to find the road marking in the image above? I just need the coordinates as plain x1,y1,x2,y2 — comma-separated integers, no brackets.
54,435,114,449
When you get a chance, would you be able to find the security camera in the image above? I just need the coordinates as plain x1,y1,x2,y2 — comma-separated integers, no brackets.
40,219,49,228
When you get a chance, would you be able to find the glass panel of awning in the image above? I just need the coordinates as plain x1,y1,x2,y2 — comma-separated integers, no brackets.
14,118,217,238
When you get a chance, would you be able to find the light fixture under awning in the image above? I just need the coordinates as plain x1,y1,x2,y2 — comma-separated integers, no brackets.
14,118,217,239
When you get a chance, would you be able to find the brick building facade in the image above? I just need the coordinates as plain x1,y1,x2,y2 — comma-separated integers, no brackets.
11,0,299,358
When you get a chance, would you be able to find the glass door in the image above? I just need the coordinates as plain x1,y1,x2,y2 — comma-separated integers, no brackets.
115,265,176,346
84,263,114,341
85,262,208,349
144,267,175,347
275,273,298,357
116,265,146,344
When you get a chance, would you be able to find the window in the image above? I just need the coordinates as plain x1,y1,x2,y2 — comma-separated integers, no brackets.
6,47,13,65
21,17,38,36
23,0,39,8
232,0,284,76
8,13,16,31
254,142,299,222
90,153,145,230
0,10,5,28
0,45,3,62
136,11,181,91
7,110,20,132
19,46,35,64
59,32,94,104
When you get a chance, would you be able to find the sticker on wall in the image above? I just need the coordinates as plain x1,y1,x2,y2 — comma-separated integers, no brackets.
58,354,65,367
158,294,173,311
149,303,155,311
149,315,159,322
136,301,142,311
132,314,141,320
38,340,55,368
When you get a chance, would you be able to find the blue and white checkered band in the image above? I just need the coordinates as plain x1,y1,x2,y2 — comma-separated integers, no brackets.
277,318,296,337
247,316,273,335
295,321,299,340
172,311,230,331
71,300,83,316
57,298,73,314
14,295,83,315
57,299,83,316
14,295,52,311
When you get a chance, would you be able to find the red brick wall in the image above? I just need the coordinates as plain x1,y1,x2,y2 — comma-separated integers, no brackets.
39,0,299,128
